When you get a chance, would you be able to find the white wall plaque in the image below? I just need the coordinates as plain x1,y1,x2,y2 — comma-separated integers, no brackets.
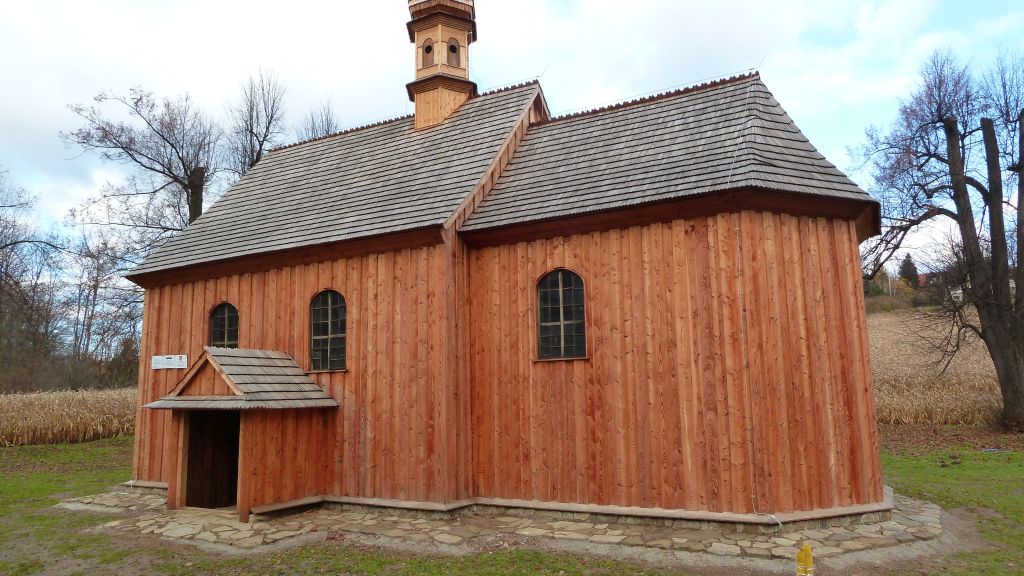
152,355,188,370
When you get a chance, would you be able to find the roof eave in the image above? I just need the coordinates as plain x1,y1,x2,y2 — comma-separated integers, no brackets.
125,225,446,289
460,187,880,247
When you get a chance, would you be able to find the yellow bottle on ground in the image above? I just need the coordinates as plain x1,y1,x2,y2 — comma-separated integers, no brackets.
796,543,814,575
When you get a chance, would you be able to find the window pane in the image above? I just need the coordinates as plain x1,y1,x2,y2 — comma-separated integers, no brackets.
572,332,586,356
311,349,323,371
329,335,344,371
537,271,586,359
311,291,346,370
539,305,552,324
210,304,240,349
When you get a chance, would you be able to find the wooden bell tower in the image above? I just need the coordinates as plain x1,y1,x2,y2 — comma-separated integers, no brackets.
407,0,478,129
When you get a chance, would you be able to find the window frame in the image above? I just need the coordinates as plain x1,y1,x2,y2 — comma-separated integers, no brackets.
536,268,588,361
208,302,239,349
309,290,347,373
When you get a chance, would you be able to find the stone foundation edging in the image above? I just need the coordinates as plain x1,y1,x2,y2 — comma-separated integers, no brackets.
124,480,895,533
64,490,943,561
283,491,895,534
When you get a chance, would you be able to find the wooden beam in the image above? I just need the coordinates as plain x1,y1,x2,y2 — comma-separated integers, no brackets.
121,480,168,490
249,495,325,517
236,490,897,526
166,411,189,510
164,352,212,397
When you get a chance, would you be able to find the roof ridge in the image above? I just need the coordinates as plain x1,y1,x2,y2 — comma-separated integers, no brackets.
476,79,541,97
269,81,540,154
537,72,760,126
271,113,414,153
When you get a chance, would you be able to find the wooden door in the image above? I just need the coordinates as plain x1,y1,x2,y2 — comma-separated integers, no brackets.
185,411,240,509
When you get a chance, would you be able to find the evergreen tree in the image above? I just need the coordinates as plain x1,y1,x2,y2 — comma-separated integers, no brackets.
899,253,920,288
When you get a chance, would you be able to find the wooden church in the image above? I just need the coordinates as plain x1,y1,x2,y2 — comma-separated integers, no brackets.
128,0,887,525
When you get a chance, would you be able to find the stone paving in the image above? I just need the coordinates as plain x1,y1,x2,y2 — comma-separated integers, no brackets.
57,491,943,559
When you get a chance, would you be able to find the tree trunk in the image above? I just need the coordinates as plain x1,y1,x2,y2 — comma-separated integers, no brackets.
1017,109,1024,310
944,116,1024,430
187,166,206,224
982,328,1024,431
1009,110,1024,431
980,118,1010,311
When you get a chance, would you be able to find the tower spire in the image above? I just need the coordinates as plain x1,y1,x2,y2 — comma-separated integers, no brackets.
407,0,478,129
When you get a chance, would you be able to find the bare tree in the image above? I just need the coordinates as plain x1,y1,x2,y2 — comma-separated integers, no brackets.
67,231,138,361
0,169,30,252
64,89,220,225
226,70,286,175
296,100,340,141
862,51,1024,430
1,171,142,392
0,169,64,254
0,211,66,392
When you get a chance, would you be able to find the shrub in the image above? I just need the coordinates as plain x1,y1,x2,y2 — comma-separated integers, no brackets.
865,295,910,314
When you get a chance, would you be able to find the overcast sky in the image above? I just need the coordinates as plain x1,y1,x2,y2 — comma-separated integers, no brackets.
1,0,1022,232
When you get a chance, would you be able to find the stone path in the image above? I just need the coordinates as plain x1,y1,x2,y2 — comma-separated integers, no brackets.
57,492,942,560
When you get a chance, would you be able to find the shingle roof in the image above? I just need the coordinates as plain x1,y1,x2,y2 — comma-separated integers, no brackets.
145,347,338,410
460,73,873,232
129,82,541,277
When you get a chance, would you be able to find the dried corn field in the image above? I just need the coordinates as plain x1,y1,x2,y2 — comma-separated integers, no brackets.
0,312,1005,447
0,388,136,446
868,311,1002,426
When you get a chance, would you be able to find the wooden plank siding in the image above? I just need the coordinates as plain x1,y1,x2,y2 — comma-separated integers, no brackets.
467,211,882,514
447,94,547,503
132,241,451,510
177,363,234,397
133,207,882,518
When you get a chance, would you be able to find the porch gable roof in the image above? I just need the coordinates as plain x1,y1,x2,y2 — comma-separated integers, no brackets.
144,347,338,410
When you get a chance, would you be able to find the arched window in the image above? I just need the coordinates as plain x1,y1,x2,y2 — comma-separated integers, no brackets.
209,303,239,349
447,38,461,67
537,269,586,359
422,39,435,68
311,290,346,371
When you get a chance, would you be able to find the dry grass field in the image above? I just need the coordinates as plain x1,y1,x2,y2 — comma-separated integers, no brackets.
868,310,1002,426
0,388,136,446
0,310,1006,447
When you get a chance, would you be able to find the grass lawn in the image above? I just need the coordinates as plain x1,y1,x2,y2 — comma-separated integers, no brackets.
880,450,1024,575
0,435,1021,575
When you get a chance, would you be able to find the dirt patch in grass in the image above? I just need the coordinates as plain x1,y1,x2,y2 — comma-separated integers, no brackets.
880,424,1024,456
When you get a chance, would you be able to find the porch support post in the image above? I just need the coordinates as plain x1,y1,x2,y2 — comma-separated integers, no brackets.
166,411,189,510
237,412,251,523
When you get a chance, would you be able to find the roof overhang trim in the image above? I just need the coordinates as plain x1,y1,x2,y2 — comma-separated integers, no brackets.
407,3,477,42
406,75,478,102
459,188,881,248
126,226,444,289
145,397,339,411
